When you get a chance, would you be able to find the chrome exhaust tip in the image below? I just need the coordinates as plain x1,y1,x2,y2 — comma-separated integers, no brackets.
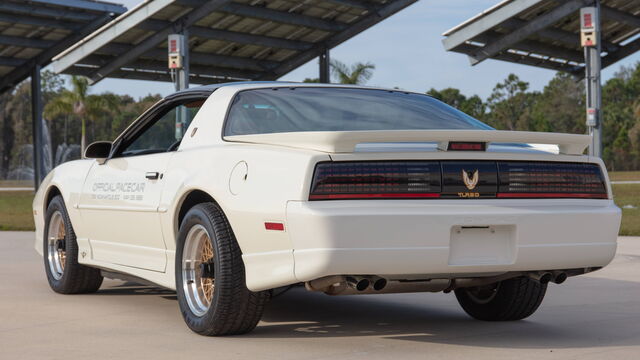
346,276,370,291
530,272,552,284
372,277,387,291
552,272,568,284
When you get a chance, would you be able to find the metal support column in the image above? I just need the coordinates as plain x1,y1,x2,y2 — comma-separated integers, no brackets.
319,48,330,83
583,3,602,158
169,30,189,139
176,29,189,91
31,64,44,188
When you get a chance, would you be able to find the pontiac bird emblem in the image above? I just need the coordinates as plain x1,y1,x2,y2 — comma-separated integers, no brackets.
462,169,479,190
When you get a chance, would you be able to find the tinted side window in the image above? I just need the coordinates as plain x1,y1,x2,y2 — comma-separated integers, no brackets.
121,101,202,156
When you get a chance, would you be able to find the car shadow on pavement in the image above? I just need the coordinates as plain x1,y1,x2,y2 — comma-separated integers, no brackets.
93,281,175,296
247,286,640,349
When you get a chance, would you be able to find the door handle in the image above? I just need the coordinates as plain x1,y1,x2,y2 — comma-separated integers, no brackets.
145,172,160,180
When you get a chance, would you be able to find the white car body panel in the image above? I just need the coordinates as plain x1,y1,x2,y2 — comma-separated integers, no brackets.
33,82,621,292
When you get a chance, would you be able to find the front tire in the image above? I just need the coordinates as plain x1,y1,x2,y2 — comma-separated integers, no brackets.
43,195,103,294
454,276,547,321
175,203,270,336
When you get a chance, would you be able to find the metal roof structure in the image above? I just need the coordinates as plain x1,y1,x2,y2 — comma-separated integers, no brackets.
52,0,417,84
0,0,127,94
441,0,640,74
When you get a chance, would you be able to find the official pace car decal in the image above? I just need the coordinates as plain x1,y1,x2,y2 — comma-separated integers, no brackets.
91,181,146,201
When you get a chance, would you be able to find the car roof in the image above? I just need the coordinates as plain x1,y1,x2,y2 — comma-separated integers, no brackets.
168,81,425,99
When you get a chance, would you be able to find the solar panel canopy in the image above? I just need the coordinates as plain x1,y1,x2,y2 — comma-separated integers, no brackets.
53,0,417,85
442,0,640,74
0,0,126,93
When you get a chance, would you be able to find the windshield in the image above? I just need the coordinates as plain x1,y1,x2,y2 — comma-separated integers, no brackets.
224,87,492,136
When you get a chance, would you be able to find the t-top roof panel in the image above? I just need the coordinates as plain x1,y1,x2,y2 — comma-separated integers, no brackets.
0,0,126,94
442,0,640,74
52,0,417,84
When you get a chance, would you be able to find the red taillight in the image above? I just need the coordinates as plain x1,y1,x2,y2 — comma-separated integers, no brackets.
309,161,441,200
309,161,608,200
448,142,486,151
497,162,607,199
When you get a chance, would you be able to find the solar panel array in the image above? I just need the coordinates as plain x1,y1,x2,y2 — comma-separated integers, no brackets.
53,0,417,84
0,0,126,93
442,0,640,74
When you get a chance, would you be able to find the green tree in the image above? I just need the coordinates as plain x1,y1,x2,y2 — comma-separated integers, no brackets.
44,76,116,156
427,87,486,120
330,59,375,85
530,72,584,134
485,74,538,131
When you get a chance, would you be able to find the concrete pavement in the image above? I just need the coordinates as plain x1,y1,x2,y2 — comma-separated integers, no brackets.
1,231,639,359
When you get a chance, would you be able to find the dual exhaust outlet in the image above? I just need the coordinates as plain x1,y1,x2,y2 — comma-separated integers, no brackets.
346,276,387,292
306,270,570,296
529,271,568,285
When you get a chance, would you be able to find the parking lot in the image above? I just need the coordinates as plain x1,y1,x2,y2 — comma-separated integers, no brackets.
1,231,639,360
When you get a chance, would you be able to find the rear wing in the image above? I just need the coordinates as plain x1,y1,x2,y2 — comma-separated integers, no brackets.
224,130,591,155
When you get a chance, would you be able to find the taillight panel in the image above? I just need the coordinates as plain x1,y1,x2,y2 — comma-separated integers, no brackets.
309,161,608,200
309,161,441,200
497,162,608,198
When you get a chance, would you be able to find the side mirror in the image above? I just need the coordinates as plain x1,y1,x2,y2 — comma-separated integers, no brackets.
84,141,112,164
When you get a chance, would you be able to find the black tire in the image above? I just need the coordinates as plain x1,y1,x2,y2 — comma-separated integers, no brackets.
175,203,270,336
454,276,547,321
43,195,103,294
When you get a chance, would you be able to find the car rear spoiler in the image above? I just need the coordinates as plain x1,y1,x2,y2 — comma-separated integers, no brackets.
224,130,591,155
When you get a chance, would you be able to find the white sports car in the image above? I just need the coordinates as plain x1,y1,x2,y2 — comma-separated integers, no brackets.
33,82,621,336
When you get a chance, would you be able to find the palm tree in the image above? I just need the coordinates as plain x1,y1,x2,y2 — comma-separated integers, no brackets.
44,76,112,156
330,60,376,85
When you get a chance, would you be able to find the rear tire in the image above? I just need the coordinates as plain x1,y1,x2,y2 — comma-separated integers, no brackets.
175,203,270,336
43,195,103,294
454,276,547,321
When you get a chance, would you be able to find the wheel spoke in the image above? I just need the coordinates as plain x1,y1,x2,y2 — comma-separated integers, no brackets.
182,225,216,317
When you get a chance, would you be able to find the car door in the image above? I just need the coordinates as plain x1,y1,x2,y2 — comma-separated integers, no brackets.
79,97,202,272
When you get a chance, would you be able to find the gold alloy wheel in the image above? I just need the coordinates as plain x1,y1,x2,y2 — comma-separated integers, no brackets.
47,211,66,280
182,224,216,317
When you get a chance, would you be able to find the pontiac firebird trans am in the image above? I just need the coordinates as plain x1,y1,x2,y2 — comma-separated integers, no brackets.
33,82,621,336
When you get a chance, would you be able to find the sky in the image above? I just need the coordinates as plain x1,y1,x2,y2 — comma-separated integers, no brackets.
88,0,640,101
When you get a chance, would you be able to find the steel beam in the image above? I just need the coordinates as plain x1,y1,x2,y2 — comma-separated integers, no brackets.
319,48,330,83
65,65,249,84
601,5,640,28
0,2,97,22
221,3,348,32
0,35,55,49
76,54,263,79
499,17,618,53
584,2,603,158
31,65,44,187
0,57,25,67
602,37,640,70
86,0,233,84
469,0,591,65
324,0,374,10
262,0,417,80
188,26,313,51
470,31,584,63
28,0,126,14
442,0,544,51
94,43,279,72
137,19,313,51
453,43,579,72
0,13,82,31
0,13,114,94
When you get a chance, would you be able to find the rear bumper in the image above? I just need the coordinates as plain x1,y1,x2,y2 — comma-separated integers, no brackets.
286,199,621,282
